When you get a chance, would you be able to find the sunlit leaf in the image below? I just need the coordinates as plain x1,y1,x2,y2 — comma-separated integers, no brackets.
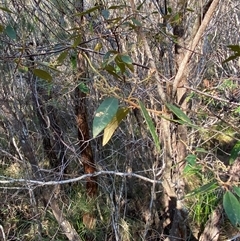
18,66,28,73
139,101,161,153
94,42,103,52
103,107,129,146
72,35,82,48
185,181,218,198
166,103,192,124
5,25,16,39
93,97,119,138
33,69,52,82
229,141,240,164
56,51,68,64
223,191,240,227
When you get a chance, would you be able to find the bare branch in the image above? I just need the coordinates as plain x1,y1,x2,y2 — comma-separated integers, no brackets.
0,170,162,187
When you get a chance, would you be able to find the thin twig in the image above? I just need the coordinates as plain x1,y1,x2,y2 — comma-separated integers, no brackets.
0,171,162,186
184,85,240,106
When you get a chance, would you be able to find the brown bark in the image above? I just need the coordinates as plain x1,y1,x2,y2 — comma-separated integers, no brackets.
75,53,98,231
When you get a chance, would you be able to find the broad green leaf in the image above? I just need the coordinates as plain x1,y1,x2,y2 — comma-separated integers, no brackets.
166,103,192,124
56,51,68,64
104,65,121,79
227,45,240,53
33,69,52,82
93,97,119,138
229,141,240,164
223,191,240,227
185,154,197,166
121,55,132,64
223,45,240,63
103,107,129,146
72,35,82,48
185,181,218,198
115,56,125,73
126,63,134,72
5,25,16,39
233,186,240,198
78,82,89,94
183,154,201,175
139,101,161,153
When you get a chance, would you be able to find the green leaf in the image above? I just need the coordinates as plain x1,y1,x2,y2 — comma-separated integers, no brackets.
56,51,68,65
223,191,240,226
137,0,146,10
131,18,142,26
104,64,121,79
115,55,126,73
183,154,201,175
5,25,16,39
75,6,100,16
185,181,218,198
0,6,13,13
121,55,132,64
78,82,89,94
139,101,161,153
126,63,134,72
70,54,77,69
0,24,4,32
93,97,119,138
227,45,240,53
108,5,127,10
223,55,239,63
18,66,28,73
33,69,52,82
102,9,109,19
103,107,129,146
185,154,197,166
233,186,240,198
229,141,240,164
166,103,192,124
72,35,82,48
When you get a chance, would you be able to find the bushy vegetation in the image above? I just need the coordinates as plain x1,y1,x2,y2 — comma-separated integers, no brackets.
0,0,239,240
